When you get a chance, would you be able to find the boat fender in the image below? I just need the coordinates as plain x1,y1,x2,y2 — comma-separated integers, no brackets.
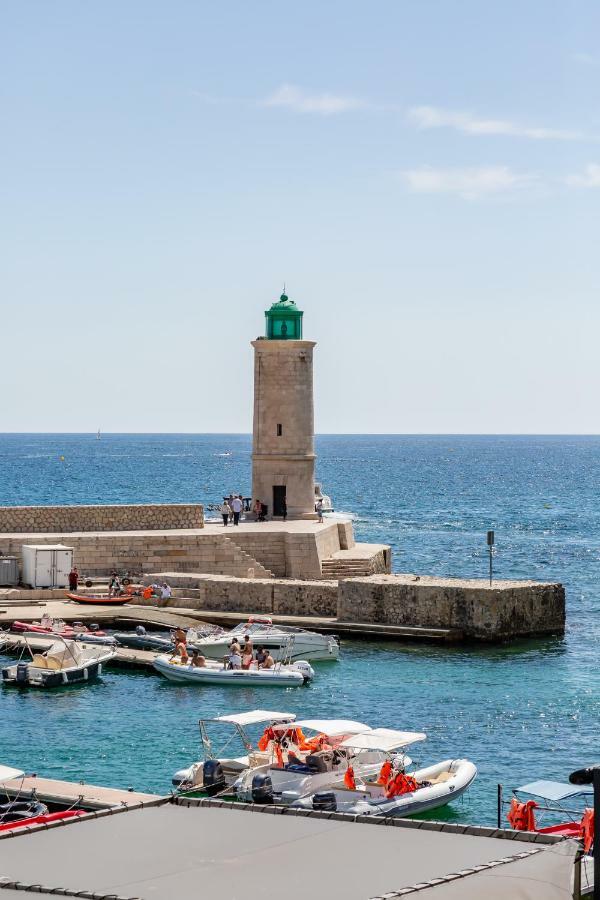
251,773,274,805
0,801,49,823
202,760,226,797
312,791,337,813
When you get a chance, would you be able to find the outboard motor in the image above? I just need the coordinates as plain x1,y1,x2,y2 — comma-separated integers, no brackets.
135,625,146,636
202,760,226,796
312,791,337,812
251,772,274,805
89,623,100,632
293,660,315,683
16,663,29,683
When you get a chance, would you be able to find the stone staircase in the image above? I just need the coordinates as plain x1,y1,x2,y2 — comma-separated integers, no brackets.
321,558,377,579
183,535,274,579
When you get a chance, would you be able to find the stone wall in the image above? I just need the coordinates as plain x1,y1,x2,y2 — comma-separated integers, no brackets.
338,574,565,640
0,504,204,534
140,572,339,617
0,532,271,580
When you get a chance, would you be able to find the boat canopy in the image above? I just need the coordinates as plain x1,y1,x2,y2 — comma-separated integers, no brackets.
341,728,427,752
0,765,24,783
210,710,297,727
272,719,369,737
515,780,593,801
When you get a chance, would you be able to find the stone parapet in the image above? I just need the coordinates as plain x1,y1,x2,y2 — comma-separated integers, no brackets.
337,574,565,640
140,572,338,617
0,504,204,534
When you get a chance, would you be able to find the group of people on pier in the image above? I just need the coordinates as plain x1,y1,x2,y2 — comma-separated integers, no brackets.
219,493,277,525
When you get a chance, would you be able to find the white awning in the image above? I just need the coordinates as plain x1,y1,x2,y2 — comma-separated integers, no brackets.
0,765,25,783
272,719,370,737
212,710,296,726
340,728,427,751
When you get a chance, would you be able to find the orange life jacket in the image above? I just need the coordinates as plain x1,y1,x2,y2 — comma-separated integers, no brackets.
507,798,538,831
275,744,284,767
142,587,152,599
377,760,392,786
385,773,418,799
299,733,332,753
258,726,275,752
344,765,356,790
581,808,594,854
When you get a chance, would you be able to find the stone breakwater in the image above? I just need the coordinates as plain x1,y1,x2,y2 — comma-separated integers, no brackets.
138,571,565,641
0,504,204,533
337,574,565,640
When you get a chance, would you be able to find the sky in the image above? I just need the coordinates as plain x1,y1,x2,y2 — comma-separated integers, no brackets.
1,0,599,433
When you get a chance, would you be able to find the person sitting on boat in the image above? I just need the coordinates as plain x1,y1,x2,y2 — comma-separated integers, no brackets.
262,650,274,669
241,635,253,668
190,650,206,668
172,640,188,663
255,646,267,667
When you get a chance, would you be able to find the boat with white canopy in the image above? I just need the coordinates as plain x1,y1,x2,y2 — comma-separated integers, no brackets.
234,719,414,804
172,709,297,794
289,727,476,817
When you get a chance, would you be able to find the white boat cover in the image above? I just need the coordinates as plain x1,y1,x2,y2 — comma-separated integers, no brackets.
213,710,296,726
45,640,83,667
0,765,24,783
340,727,426,751
271,718,369,736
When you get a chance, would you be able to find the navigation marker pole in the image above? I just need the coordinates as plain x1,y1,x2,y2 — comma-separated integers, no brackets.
487,530,495,587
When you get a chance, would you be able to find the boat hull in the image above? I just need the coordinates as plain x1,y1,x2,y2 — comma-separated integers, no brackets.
153,654,311,686
194,634,338,663
1,659,106,687
67,593,131,605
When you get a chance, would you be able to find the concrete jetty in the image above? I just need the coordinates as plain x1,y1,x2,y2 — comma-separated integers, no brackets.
0,774,160,810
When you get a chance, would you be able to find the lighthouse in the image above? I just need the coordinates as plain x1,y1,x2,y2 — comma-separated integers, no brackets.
251,292,317,519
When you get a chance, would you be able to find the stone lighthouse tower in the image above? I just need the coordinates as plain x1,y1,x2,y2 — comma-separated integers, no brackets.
251,292,316,519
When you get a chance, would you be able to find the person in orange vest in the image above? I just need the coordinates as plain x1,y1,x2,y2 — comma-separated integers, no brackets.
581,808,594,854
377,760,392,786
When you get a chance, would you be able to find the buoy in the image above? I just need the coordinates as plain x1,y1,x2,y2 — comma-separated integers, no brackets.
59,456,65,462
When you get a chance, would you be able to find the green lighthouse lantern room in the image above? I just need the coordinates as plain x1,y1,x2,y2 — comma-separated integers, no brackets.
265,292,303,340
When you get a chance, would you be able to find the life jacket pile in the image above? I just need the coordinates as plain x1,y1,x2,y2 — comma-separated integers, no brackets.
257,726,307,753
377,760,392,786
385,772,418,799
344,765,356,790
507,798,538,831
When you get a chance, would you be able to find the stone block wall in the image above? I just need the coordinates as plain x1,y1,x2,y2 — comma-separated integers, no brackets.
0,532,271,580
140,572,338,617
0,504,204,533
338,574,565,640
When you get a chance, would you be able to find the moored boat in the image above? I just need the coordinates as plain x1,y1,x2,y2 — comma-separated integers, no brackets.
67,592,131,606
0,765,85,832
288,729,476,817
189,615,339,663
153,653,314,686
172,709,297,793
1,635,115,688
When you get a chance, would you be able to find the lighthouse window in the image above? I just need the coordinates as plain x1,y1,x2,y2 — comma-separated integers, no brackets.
277,424,283,436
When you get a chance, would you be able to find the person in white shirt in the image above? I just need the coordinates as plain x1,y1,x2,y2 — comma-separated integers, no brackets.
231,495,243,526
220,500,230,526
161,582,172,601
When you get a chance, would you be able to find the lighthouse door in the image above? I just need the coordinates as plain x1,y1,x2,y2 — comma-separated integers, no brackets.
273,485,287,517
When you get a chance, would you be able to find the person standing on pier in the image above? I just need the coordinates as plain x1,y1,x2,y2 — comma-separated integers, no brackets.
316,497,323,523
68,565,79,592
220,499,230,526
282,497,287,522
231,494,243,526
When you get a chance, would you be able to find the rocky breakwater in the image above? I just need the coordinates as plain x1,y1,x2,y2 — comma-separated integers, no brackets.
337,574,565,641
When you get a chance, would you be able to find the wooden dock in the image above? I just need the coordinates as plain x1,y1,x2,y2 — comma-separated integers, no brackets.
1,774,161,809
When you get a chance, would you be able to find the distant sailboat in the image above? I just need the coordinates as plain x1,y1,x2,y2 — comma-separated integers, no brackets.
97,428,101,440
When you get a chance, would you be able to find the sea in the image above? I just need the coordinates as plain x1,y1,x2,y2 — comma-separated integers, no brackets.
1,433,599,826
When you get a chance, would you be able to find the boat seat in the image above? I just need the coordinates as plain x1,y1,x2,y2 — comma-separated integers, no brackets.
429,772,452,784
248,752,271,767
30,655,49,668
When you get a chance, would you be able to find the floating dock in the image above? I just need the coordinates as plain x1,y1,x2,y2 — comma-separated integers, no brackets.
0,774,160,810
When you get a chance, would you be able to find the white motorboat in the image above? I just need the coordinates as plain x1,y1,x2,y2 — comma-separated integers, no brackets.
190,616,339,663
172,709,297,791
234,719,414,803
289,728,477,817
153,654,314,686
1,636,115,688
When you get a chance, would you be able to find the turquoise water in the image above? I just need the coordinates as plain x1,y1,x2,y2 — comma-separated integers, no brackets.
1,433,599,825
